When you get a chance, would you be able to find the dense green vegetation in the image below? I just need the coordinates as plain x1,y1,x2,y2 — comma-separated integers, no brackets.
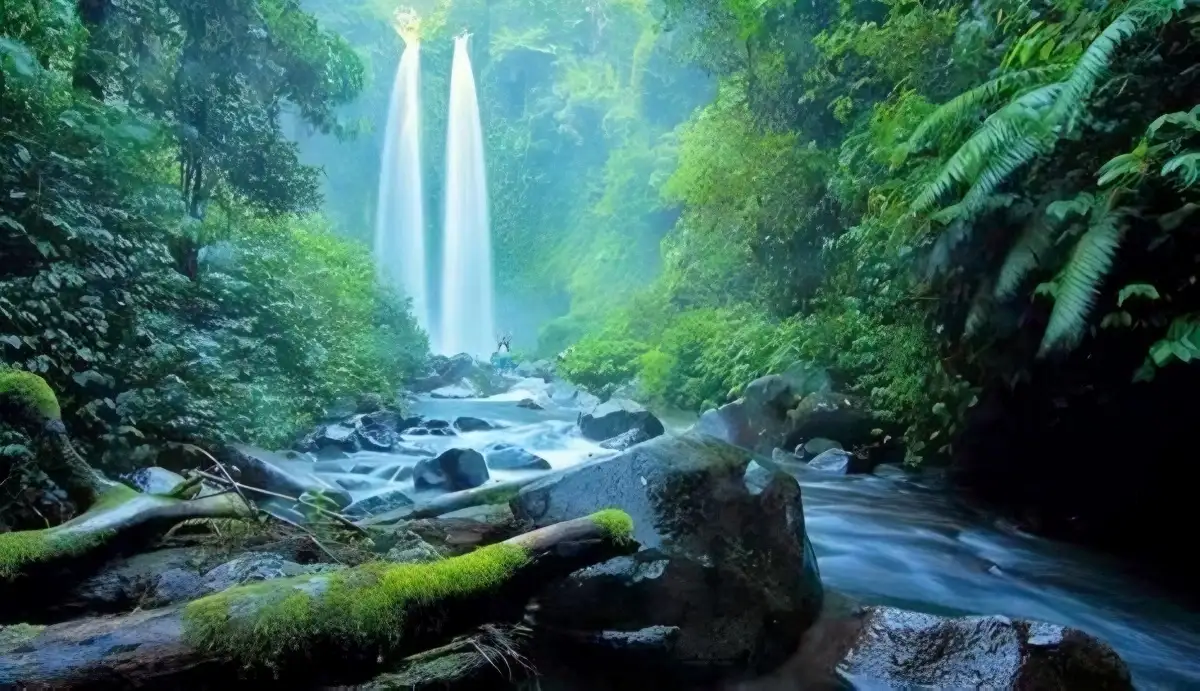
417,0,1197,472
1,0,426,526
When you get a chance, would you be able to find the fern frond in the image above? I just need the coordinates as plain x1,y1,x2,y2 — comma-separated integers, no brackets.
964,277,995,339
995,213,1056,299
1038,211,1126,356
957,137,1045,217
1162,152,1200,188
913,85,1061,214
1046,0,1183,132
907,65,1069,154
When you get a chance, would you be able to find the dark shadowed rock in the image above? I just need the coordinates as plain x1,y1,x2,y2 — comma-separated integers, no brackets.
414,449,490,491
345,488,416,518
511,432,822,681
808,448,873,475
60,547,205,615
598,428,651,451
120,467,186,495
578,399,664,442
517,397,544,410
833,606,1133,689
786,391,877,450
355,415,397,452
453,416,493,432
424,419,451,429
147,569,205,607
429,428,457,437
483,443,552,471
403,427,430,436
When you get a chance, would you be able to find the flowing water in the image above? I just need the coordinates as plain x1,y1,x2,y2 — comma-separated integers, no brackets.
304,378,1200,689
439,34,495,358
374,40,431,338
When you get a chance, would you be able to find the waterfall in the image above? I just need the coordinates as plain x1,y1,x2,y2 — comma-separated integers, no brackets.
439,33,495,358
374,40,431,340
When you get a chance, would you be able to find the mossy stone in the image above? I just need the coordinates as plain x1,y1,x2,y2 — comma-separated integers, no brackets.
0,370,61,421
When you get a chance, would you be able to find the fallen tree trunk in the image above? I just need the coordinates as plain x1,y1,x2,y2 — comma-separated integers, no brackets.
0,510,637,688
0,372,254,619
357,476,550,526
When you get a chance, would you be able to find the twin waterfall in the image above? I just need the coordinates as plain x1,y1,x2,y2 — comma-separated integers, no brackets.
374,34,494,357
374,40,430,337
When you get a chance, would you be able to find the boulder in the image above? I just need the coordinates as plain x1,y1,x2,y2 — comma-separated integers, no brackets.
517,398,544,410
429,428,457,437
801,437,842,458
344,488,415,518
147,569,205,608
424,419,451,430
120,467,187,495
201,554,308,594
402,427,430,436
414,449,490,491
832,607,1133,689
515,359,555,381
225,446,353,510
511,433,823,681
578,399,664,442
453,416,493,432
355,415,397,452
598,428,652,451
483,443,552,471
695,377,880,457
549,382,602,410
807,448,873,475
59,547,205,616
315,423,360,452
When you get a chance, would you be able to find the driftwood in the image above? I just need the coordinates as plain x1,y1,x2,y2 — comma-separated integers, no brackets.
0,372,253,619
0,510,637,688
357,476,550,526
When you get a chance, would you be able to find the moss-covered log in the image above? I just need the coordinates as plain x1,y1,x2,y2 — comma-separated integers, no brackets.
357,476,552,527
0,510,637,688
0,372,254,618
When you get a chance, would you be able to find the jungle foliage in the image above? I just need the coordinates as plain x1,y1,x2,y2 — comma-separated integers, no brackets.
1,0,426,527
480,0,1200,466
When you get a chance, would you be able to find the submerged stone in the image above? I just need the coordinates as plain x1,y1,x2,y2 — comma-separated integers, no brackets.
483,443,551,471
414,449,489,491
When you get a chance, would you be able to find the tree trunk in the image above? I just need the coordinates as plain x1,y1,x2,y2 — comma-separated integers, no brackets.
0,511,636,689
355,476,547,527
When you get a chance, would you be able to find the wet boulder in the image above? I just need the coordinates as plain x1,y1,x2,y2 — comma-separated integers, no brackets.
578,399,664,442
201,554,309,594
598,428,652,451
414,448,490,491
483,443,552,471
355,415,397,452
807,448,873,475
786,391,878,451
800,437,842,458
314,423,361,453
344,488,416,518
517,398,544,410
515,359,555,381
121,467,187,495
831,607,1133,689
511,432,823,682
430,380,479,399
453,416,493,432
549,382,601,410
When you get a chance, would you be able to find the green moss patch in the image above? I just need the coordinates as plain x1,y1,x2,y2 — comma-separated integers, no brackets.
590,508,635,544
0,371,61,421
0,527,114,582
182,542,531,671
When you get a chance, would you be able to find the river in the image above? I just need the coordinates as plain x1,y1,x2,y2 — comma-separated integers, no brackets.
305,381,1200,689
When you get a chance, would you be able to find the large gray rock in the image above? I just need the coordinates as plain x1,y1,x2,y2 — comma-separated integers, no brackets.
807,448,873,475
344,488,415,518
201,554,307,593
515,359,555,381
511,433,823,681
430,380,479,400
414,449,490,491
834,607,1133,689
549,382,601,410
578,399,664,442
695,374,879,457
453,416,493,432
801,437,842,458
483,443,551,471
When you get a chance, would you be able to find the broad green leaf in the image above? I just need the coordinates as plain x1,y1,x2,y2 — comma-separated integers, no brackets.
1117,283,1160,306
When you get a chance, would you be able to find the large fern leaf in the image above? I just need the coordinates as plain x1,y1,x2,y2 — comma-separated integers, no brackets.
1038,211,1126,356
995,212,1057,299
913,85,1061,214
1046,0,1183,132
1162,152,1200,188
907,65,1069,155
